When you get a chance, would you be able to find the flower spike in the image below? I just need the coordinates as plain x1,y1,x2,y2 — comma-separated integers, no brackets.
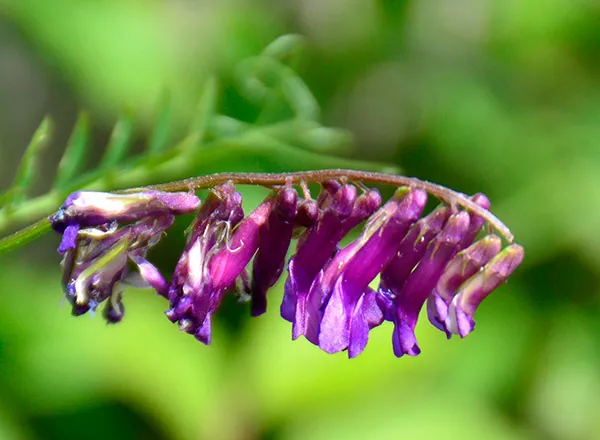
47,170,523,359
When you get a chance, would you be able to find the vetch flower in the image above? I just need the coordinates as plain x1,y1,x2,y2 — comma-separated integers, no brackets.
378,205,451,314
283,183,382,340
388,211,471,357
166,183,244,342
60,214,173,321
426,235,502,335
316,187,428,357
49,190,200,253
167,183,277,344
446,244,524,337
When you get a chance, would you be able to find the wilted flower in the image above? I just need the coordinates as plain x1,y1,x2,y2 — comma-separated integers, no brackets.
49,190,200,253
60,215,174,321
51,190,199,322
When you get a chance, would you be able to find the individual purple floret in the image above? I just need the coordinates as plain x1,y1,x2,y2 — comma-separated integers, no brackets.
426,235,502,336
446,244,524,337
389,211,471,357
251,185,298,316
167,183,274,344
166,183,244,342
316,188,428,357
49,191,200,253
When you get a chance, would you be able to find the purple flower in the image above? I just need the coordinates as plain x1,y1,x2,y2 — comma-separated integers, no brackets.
446,244,524,337
378,205,450,308
388,211,471,357
49,191,200,253
282,182,382,341
426,235,502,336
167,183,274,344
251,185,298,316
60,215,173,321
316,188,428,357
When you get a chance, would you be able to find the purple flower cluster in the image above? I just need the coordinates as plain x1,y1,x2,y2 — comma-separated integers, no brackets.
50,181,523,358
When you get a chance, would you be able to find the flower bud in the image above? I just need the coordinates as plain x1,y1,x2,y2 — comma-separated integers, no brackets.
251,186,298,316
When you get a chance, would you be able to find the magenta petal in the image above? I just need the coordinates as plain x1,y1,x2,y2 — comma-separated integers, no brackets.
281,272,298,322
129,254,168,297
302,270,326,344
348,294,369,358
392,318,421,357
195,315,212,345
363,289,384,329
426,292,451,337
251,187,297,316
318,277,350,354
449,298,475,338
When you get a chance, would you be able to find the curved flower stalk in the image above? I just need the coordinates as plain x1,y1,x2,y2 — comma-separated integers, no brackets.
48,170,523,358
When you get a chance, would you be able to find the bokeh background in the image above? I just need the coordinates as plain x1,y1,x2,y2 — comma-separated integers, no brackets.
1,1,600,439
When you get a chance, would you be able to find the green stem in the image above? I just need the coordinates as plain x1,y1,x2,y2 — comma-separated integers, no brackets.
0,218,51,253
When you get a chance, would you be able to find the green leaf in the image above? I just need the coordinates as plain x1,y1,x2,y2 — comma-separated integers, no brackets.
101,109,136,169
54,112,90,189
0,116,53,208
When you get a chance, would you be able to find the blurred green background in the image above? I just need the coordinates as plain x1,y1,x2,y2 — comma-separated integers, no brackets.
1,1,600,439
